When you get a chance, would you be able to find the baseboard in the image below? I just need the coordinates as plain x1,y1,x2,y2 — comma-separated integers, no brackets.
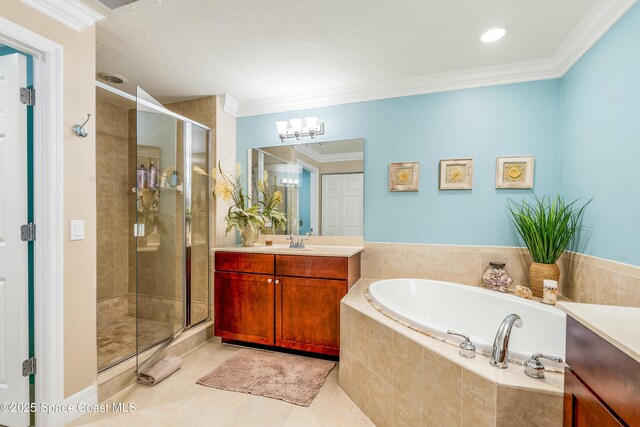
62,383,98,424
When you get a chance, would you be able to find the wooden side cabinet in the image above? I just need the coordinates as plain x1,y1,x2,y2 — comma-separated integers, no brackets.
563,316,639,426
563,368,623,427
214,250,361,356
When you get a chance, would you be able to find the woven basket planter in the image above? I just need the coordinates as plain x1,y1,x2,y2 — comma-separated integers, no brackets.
529,262,560,298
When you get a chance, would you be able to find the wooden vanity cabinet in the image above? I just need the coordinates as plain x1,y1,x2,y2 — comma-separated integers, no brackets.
214,271,275,345
214,251,361,356
563,316,640,427
276,276,345,355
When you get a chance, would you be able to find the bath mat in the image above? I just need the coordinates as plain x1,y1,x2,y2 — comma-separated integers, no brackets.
196,348,335,406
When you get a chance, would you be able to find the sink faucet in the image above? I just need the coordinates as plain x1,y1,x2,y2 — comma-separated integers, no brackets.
287,234,308,248
490,314,522,369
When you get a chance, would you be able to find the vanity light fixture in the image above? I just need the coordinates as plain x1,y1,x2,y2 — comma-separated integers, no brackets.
280,178,299,187
276,117,324,142
481,28,506,43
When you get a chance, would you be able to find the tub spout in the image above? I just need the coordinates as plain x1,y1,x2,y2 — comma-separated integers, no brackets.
490,314,522,369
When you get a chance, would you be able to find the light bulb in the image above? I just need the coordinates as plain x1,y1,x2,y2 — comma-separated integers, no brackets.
275,121,288,141
481,28,506,43
304,116,318,131
290,118,303,132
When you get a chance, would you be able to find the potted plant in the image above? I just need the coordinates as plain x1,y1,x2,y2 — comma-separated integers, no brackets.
507,195,590,298
195,162,287,247
257,172,287,234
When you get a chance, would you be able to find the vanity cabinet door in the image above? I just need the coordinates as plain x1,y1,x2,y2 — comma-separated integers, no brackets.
275,276,346,356
563,369,624,427
214,272,275,345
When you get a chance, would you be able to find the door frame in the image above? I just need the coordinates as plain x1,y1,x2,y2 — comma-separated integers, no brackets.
0,17,65,427
296,159,319,234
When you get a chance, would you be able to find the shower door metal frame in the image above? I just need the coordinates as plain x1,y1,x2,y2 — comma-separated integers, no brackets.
96,81,212,375
134,88,212,375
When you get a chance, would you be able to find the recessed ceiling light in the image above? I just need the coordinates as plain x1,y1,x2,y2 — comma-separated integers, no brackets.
97,72,128,84
481,28,506,43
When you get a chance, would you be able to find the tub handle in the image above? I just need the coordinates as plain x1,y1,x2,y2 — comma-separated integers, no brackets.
447,330,476,359
524,353,563,379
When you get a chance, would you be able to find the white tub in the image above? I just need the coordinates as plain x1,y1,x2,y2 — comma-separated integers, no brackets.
367,278,566,362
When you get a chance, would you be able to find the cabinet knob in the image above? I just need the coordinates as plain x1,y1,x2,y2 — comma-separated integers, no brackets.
267,279,273,284
275,279,280,285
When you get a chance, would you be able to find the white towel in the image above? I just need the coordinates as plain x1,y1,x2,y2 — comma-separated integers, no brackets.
138,355,182,385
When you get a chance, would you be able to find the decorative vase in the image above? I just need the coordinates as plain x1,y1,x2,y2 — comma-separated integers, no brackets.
240,222,259,247
529,262,560,298
482,262,513,292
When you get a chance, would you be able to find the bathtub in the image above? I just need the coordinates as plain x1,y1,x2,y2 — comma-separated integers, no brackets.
367,278,566,362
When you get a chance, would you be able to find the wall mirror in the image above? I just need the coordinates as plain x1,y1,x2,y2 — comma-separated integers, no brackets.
248,138,364,236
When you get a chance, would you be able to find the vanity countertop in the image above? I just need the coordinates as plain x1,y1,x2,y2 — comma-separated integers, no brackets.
557,302,640,363
214,244,364,258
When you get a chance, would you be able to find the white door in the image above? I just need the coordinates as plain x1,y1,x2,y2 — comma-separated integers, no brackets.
0,53,30,427
321,173,364,236
341,173,364,236
321,175,342,236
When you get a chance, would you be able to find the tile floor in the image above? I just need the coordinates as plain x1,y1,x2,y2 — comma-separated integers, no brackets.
72,339,373,426
97,316,176,371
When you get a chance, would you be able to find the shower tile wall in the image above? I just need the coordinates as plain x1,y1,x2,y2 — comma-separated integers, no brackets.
96,99,130,317
96,98,134,369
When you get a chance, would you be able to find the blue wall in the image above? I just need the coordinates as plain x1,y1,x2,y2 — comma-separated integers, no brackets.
561,2,640,266
299,168,311,235
0,46,33,85
237,3,640,266
238,80,563,246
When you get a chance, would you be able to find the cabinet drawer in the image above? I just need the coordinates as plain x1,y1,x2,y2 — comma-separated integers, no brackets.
215,252,274,274
276,255,347,280
566,316,640,425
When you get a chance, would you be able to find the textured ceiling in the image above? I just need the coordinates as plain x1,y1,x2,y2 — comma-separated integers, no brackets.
96,0,598,109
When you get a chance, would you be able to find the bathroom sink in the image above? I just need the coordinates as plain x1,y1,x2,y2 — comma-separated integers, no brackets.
250,245,312,253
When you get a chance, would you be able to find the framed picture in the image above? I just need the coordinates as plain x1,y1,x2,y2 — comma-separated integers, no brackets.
439,158,473,190
389,162,419,192
496,156,534,189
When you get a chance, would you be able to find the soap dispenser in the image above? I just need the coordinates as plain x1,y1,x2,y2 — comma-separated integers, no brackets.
149,161,158,189
137,164,148,189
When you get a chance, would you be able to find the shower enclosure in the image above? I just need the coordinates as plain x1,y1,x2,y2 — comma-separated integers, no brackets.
96,83,211,372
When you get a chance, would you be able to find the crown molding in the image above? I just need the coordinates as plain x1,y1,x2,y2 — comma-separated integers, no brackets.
295,145,364,163
21,0,105,32
553,0,636,74
238,0,636,117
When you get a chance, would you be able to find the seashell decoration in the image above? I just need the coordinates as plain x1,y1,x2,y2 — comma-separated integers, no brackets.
482,262,513,292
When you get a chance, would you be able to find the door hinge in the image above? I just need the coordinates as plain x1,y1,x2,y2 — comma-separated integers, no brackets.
20,87,35,106
22,357,36,376
133,223,145,237
20,223,36,241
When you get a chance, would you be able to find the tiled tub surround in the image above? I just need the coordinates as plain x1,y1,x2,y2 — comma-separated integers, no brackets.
340,279,564,427
366,278,566,363
361,243,640,308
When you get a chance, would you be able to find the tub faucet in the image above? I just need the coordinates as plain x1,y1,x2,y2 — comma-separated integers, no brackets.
490,314,522,369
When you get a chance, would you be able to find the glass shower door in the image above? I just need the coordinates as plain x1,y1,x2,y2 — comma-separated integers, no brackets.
135,87,184,359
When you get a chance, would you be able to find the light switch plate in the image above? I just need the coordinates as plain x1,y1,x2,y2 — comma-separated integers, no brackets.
70,220,85,241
